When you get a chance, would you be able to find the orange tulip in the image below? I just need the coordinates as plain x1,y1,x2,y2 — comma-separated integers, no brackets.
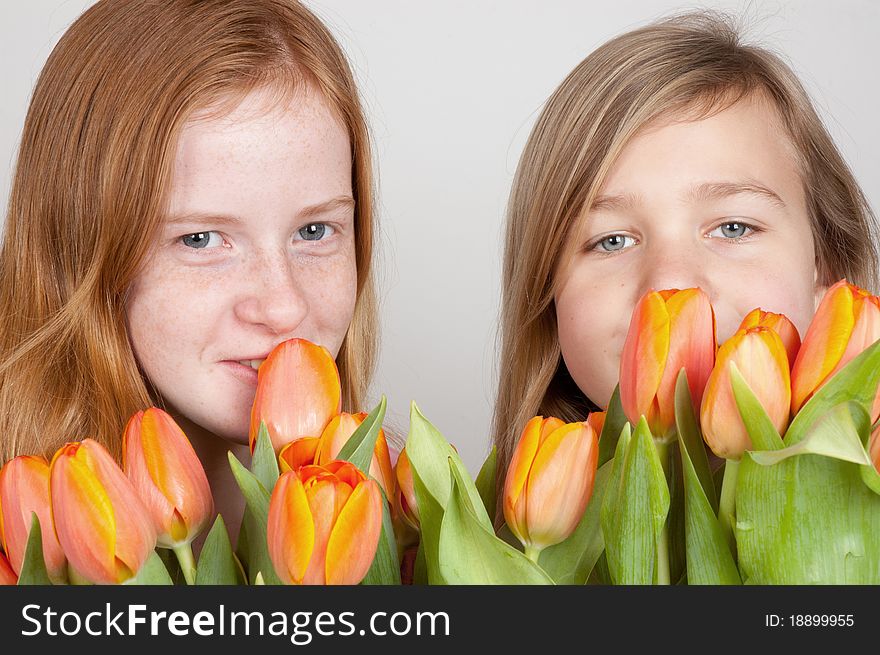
586,411,606,439
0,550,15,585
123,408,214,548
738,309,801,369
392,447,419,532
278,437,320,474
267,461,382,585
620,288,716,440
314,412,395,498
249,338,342,453
50,439,157,584
0,456,66,582
503,416,599,555
700,327,791,460
790,280,880,418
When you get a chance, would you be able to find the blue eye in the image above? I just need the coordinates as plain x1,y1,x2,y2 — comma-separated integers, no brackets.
181,232,222,249
298,223,332,241
709,222,755,240
592,234,636,253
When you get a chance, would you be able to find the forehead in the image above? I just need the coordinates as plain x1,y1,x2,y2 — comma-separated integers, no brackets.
597,91,804,196
166,85,351,211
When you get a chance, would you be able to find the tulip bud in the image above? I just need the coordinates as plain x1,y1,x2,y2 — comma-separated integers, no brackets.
791,280,880,418
0,456,66,582
738,309,801,369
249,339,342,453
314,412,395,498
267,461,382,585
700,327,791,460
392,447,419,533
503,416,599,556
620,288,716,440
123,408,214,548
278,437,320,474
50,439,157,584
0,550,15,585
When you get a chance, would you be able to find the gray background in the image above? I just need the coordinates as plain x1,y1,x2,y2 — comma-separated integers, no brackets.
2,1,878,473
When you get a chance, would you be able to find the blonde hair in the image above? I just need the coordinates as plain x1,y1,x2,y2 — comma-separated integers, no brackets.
492,11,880,496
0,0,378,463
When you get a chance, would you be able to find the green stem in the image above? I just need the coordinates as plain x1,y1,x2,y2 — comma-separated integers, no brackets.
654,440,671,586
173,544,197,585
67,564,92,585
718,458,740,557
524,545,542,564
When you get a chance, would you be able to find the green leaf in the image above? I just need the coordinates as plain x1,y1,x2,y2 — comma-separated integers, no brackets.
251,421,279,491
749,402,872,467
598,385,627,467
17,514,52,585
338,395,387,474
406,402,492,530
413,541,428,585
438,459,554,584
127,551,173,585
679,438,741,584
737,447,880,583
361,491,401,585
474,447,497,524
411,467,447,584
674,369,718,511
601,417,670,584
228,451,281,585
538,460,612,584
195,515,241,585
785,339,880,446
729,363,785,451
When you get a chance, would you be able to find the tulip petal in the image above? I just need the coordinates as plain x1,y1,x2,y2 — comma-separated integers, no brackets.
278,437,320,474
50,446,118,584
0,551,16,585
267,472,314,585
325,480,383,585
620,291,670,430
503,416,544,542
791,281,855,413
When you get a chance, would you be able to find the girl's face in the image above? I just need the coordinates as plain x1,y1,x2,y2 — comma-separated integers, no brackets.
554,93,825,410
125,86,357,445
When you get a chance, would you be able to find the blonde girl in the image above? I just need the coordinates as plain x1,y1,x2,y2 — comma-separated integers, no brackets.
492,11,879,495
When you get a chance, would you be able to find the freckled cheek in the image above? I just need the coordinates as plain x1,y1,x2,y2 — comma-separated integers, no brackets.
296,250,358,355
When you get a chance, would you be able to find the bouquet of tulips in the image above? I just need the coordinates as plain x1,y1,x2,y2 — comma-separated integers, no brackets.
2,279,879,585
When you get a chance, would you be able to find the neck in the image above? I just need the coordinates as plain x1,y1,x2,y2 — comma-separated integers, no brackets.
173,413,251,555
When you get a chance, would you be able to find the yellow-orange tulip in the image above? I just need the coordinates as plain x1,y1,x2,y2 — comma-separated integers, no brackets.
0,550,16,585
123,408,214,548
392,447,419,532
249,338,342,453
278,437,320,474
700,327,791,460
503,416,599,554
0,456,66,582
620,288,716,439
267,461,382,585
738,309,801,369
791,280,880,418
50,439,157,584
315,412,395,498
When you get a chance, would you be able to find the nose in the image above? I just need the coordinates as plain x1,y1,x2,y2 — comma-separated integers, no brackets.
636,236,711,298
234,250,309,336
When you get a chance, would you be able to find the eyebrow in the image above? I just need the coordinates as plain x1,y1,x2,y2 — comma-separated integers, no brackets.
165,195,356,225
589,180,786,212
